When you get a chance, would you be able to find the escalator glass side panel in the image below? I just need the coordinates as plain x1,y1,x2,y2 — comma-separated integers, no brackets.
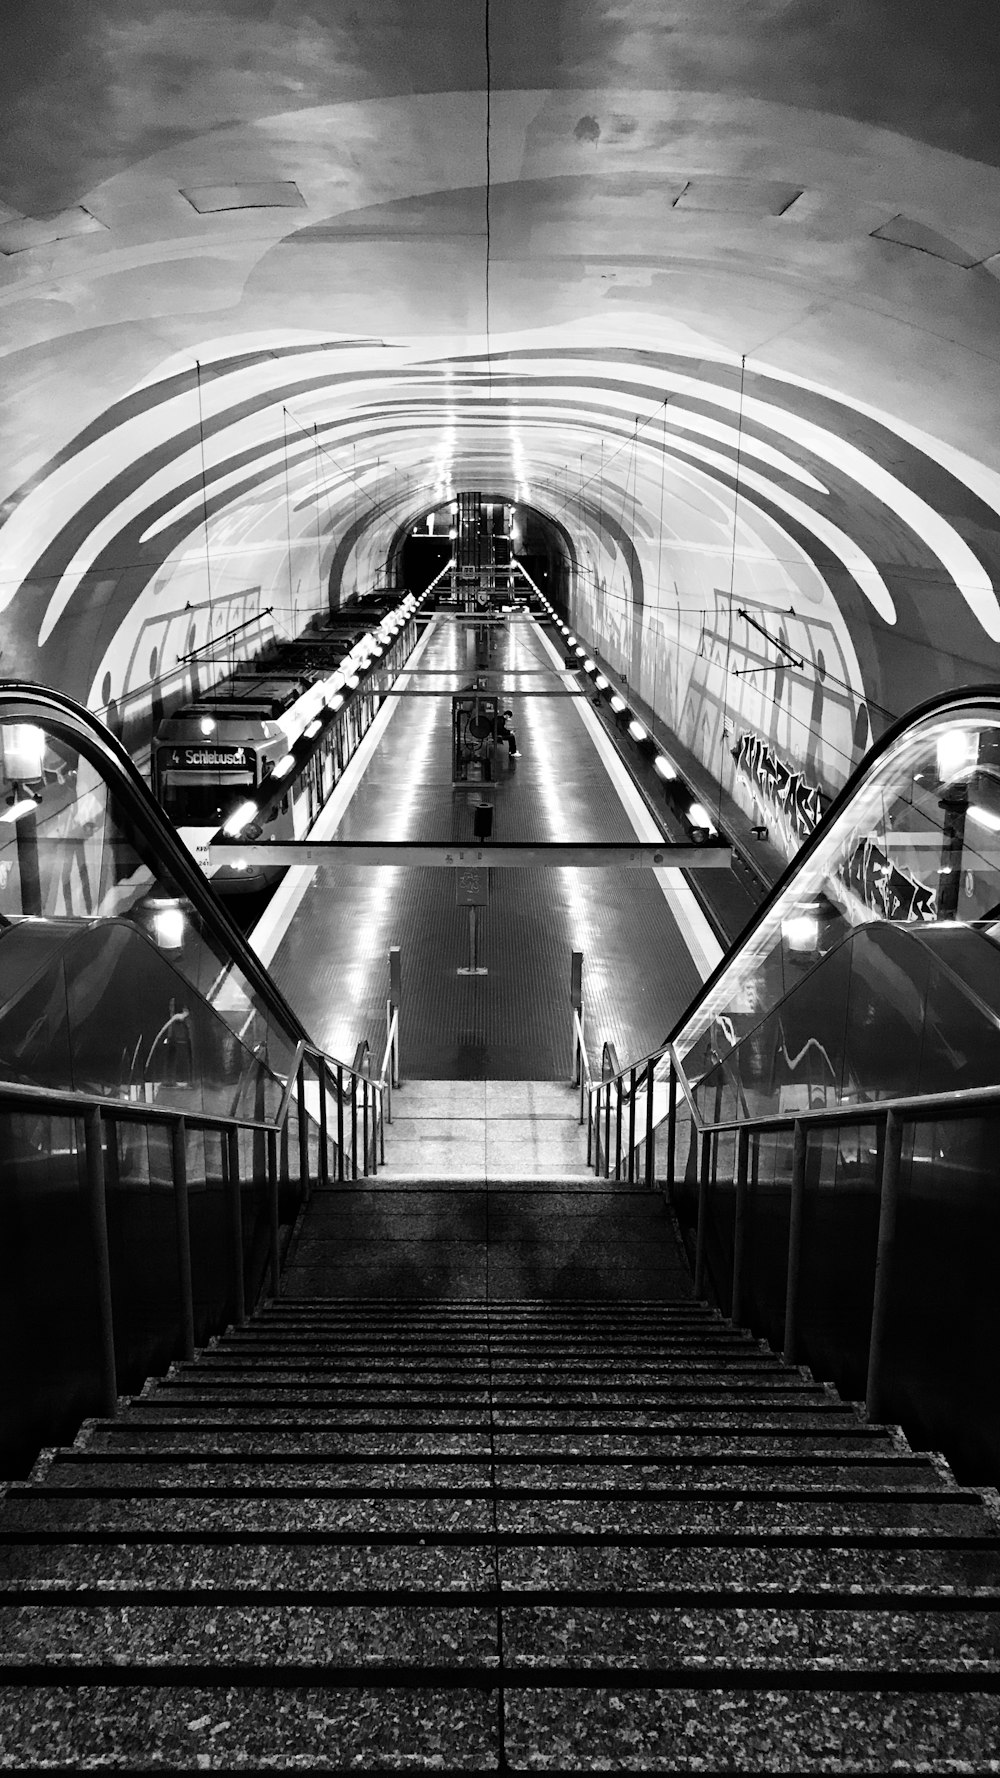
0,686,325,1477
672,694,1000,1084
0,694,314,1092
687,922,1000,1123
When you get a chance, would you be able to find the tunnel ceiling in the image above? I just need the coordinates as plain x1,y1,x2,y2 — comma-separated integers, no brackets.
3,0,1000,751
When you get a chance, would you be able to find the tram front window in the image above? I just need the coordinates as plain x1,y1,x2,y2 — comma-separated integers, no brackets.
160,777,253,827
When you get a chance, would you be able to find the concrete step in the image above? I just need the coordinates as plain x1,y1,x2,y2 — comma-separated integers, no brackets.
0,1681,496,1767
151,1383,836,1409
4,1490,993,1539
1,1540,998,1600
186,1358,796,1380
77,1425,903,1459
2,1679,995,1771
501,1686,1000,1770
0,1602,499,1669
32,1454,949,1494
0,1599,998,1674
159,1372,825,1401
122,1404,867,1432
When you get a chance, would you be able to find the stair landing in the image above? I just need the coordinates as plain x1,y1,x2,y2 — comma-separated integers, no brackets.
377,1078,593,1180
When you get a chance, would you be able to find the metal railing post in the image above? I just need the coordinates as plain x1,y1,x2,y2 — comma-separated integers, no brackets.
783,1120,808,1363
225,1127,246,1326
666,1068,677,1199
389,945,402,1086
570,950,583,1082
336,1063,345,1182
644,1058,655,1189
351,1076,359,1180
627,1067,637,1183
296,1066,310,1201
171,1117,195,1362
866,1110,904,1420
267,1126,280,1297
317,1056,330,1187
614,1078,624,1181
363,1078,371,1175
380,1087,386,1165
603,1084,612,1179
83,1107,118,1418
694,1128,712,1299
587,1086,594,1168
731,1125,750,1328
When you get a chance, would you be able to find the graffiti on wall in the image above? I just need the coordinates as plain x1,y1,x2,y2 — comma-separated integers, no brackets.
732,729,827,851
733,727,937,922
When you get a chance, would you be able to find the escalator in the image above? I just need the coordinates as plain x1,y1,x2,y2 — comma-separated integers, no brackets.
591,684,1000,1484
0,681,378,1475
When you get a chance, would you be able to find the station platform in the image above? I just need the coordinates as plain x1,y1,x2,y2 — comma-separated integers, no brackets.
251,611,723,1081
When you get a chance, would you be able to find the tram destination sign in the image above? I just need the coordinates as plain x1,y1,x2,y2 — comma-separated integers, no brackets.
168,745,250,770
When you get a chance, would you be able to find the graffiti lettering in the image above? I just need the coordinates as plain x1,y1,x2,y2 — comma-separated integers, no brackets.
843,835,936,923
733,729,936,922
731,731,826,848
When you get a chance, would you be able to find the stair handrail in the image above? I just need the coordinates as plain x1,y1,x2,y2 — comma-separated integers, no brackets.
650,1048,1000,1431
601,1040,622,1080
377,999,401,1142
0,1056,343,1428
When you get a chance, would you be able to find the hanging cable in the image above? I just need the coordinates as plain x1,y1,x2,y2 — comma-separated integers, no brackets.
718,355,747,821
194,358,215,662
484,0,493,404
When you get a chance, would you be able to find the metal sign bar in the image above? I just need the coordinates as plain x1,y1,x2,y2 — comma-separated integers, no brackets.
208,840,732,870
377,687,589,696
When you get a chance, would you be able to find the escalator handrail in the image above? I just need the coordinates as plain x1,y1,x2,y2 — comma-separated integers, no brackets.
0,1071,313,1137
663,1047,1000,1141
679,917,1000,1105
589,681,1000,1094
0,680,376,1094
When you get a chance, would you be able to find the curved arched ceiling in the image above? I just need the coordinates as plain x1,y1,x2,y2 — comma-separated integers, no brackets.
3,0,1000,801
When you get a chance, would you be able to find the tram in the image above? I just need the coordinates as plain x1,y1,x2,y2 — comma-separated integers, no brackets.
152,596,418,891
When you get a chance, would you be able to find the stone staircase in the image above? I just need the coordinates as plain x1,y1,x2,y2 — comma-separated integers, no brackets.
1,1192,999,1768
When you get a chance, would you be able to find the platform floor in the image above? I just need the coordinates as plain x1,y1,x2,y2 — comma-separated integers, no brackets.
261,613,711,1079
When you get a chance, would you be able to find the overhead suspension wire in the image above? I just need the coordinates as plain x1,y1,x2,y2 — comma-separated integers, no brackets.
283,404,296,632
194,358,216,665
483,3,505,1763
484,0,493,402
717,354,747,822
282,404,380,514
